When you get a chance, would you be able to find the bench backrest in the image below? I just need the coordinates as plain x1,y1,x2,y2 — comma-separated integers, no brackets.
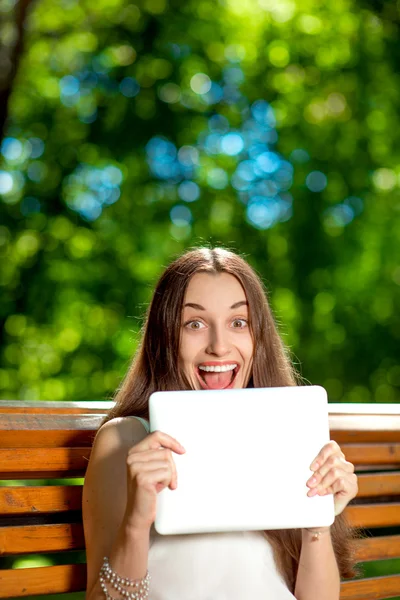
0,401,399,599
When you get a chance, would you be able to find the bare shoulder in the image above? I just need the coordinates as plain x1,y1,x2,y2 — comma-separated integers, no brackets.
93,415,148,452
82,416,148,595
83,415,148,507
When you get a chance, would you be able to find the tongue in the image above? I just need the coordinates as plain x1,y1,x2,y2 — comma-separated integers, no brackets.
202,370,233,389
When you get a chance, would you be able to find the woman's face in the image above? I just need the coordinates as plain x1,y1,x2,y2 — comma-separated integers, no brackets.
179,272,254,390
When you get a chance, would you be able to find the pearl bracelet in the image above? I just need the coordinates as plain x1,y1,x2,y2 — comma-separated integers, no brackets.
99,556,150,599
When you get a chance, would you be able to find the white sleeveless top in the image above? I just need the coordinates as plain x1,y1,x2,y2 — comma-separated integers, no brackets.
132,416,295,600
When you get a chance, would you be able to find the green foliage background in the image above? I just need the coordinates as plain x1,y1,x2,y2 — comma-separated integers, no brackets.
1,0,400,404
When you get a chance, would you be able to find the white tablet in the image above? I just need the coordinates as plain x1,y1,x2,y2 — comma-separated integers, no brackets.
149,385,334,535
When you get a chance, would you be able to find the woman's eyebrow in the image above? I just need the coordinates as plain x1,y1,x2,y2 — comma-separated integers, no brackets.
184,300,248,310
230,300,248,310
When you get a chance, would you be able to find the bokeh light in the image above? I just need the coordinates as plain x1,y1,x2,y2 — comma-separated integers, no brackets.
306,171,328,192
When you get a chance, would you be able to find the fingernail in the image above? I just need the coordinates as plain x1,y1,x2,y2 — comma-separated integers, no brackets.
307,477,317,486
310,461,319,471
180,445,186,452
308,488,317,497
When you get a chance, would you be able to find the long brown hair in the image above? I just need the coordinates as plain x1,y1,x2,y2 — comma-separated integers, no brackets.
103,247,356,590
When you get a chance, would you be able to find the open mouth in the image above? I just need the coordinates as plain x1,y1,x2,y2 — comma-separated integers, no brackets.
195,363,240,390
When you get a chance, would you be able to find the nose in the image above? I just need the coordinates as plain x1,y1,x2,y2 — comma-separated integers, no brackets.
205,324,231,357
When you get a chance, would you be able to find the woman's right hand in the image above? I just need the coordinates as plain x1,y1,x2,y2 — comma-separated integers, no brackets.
123,431,186,532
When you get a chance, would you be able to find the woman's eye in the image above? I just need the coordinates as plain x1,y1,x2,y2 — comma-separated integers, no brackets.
186,320,205,330
232,319,247,328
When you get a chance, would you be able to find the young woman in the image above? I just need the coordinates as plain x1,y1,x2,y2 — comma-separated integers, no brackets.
83,247,358,600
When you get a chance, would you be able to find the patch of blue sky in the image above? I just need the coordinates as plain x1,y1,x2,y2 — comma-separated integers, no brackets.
222,84,243,105
101,165,123,186
208,114,230,134
170,204,192,226
27,162,46,183
248,143,269,159
68,192,102,221
146,137,177,160
324,203,355,227
203,133,222,155
60,75,80,96
0,170,14,194
150,161,181,181
246,197,280,229
277,193,294,222
231,173,252,192
220,133,244,156
273,161,294,190
252,179,279,197
101,187,120,205
63,164,124,220
251,100,276,128
235,160,258,182
177,146,199,167
120,77,140,98
256,151,281,174
223,66,244,85
203,83,224,105
28,138,45,159
1,138,23,161
306,170,327,192
178,181,200,202
144,83,297,231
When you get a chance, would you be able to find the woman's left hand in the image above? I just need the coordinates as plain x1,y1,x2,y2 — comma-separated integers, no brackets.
306,441,358,516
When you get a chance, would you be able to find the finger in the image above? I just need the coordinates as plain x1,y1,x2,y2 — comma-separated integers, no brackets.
127,449,178,489
128,448,173,464
130,431,186,454
310,441,344,472
307,467,348,496
307,455,353,487
308,471,358,498
136,467,172,491
331,473,358,496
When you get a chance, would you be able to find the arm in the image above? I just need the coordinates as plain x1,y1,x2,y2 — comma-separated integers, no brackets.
83,417,185,600
83,417,150,600
294,527,339,600
294,441,358,600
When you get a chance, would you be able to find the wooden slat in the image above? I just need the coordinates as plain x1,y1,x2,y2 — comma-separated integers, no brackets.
0,486,82,515
0,522,84,554
329,404,400,415
0,414,102,448
0,523,85,554
0,563,86,597
0,448,91,478
0,429,96,448
0,413,103,430
354,535,400,562
332,430,400,444
357,472,400,497
0,400,113,414
0,412,103,431
330,413,400,432
341,444,400,465
345,503,400,528
340,574,400,599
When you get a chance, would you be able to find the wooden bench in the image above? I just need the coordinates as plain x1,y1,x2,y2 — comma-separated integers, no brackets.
0,400,399,600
